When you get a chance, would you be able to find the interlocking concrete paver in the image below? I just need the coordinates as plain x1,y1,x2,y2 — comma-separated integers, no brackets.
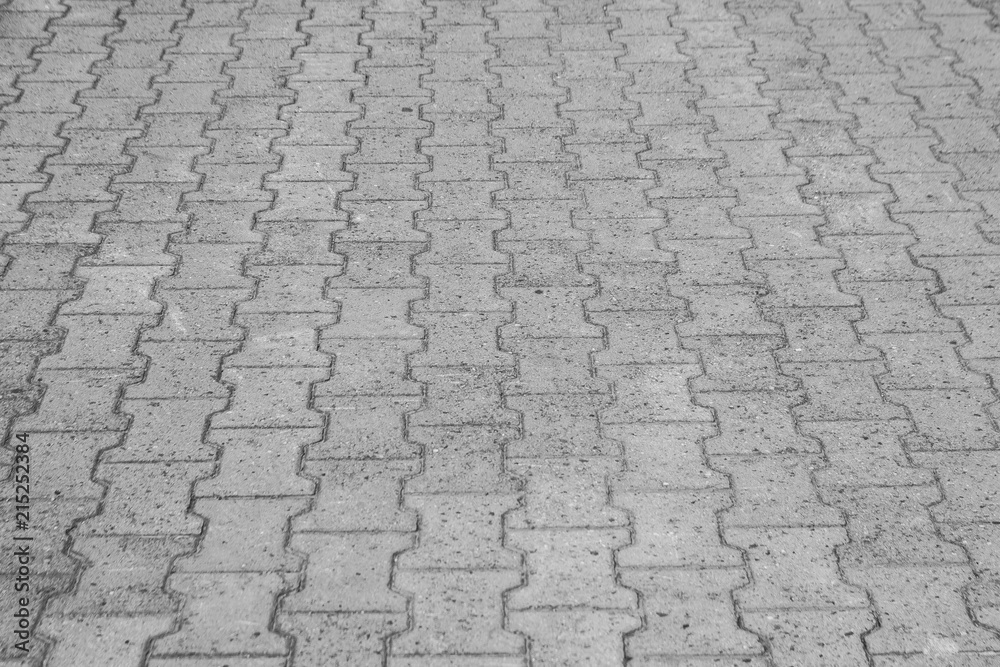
2,0,1000,664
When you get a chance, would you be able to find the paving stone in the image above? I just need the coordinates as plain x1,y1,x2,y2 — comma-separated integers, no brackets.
886,388,1000,451
101,183,193,225
785,361,907,421
86,222,183,266
398,493,520,568
151,572,292,656
498,287,601,338
615,490,741,568
176,497,307,572
125,341,235,399
284,532,411,613
608,422,728,492
47,535,194,615
0,499,99,574
212,366,327,429
665,238,760,286
107,398,222,462
20,368,136,430
922,256,1000,305
507,457,625,529
804,420,934,488
59,265,169,315
228,312,334,368
622,568,763,659
943,305,1000,358
392,570,523,655
828,234,935,282
6,0,1000,663
867,332,986,390
413,264,510,311
81,462,212,535
37,313,153,371
12,431,114,500
824,484,967,568
851,282,961,334
500,336,605,394
912,451,1000,524
755,259,860,308
728,526,869,610
507,528,634,609
294,459,419,532
814,192,909,236
699,390,817,455
42,616,175,667
740,215,838,261
0,339,58,400
324,287,425,338
714,454,844,527
197,428,317,497
590,311,695,365
507,610,639,667
320,338,422,394
674,285,783,336
309,396,422,459
586,262,685,311
405,424,518,494
849,566,1000,655
598,363,712,423
686,335,798,392
901,212,1000,258
412,366,517,427
742,609,875,667
279,612,405,667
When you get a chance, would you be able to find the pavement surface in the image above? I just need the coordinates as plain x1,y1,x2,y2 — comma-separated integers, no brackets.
2,0,1000,664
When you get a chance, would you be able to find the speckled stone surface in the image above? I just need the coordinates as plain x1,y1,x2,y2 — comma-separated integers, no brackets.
2,0,1000,664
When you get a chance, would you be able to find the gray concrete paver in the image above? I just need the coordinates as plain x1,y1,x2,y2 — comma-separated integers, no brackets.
1,0,1000,664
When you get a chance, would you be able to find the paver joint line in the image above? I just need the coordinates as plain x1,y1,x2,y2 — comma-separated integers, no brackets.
1,0,999,664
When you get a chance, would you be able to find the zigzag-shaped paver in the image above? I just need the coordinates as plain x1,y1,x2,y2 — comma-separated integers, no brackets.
2,0,999,665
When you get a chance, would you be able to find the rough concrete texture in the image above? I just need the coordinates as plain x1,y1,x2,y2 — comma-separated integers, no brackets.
1,0,999,664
